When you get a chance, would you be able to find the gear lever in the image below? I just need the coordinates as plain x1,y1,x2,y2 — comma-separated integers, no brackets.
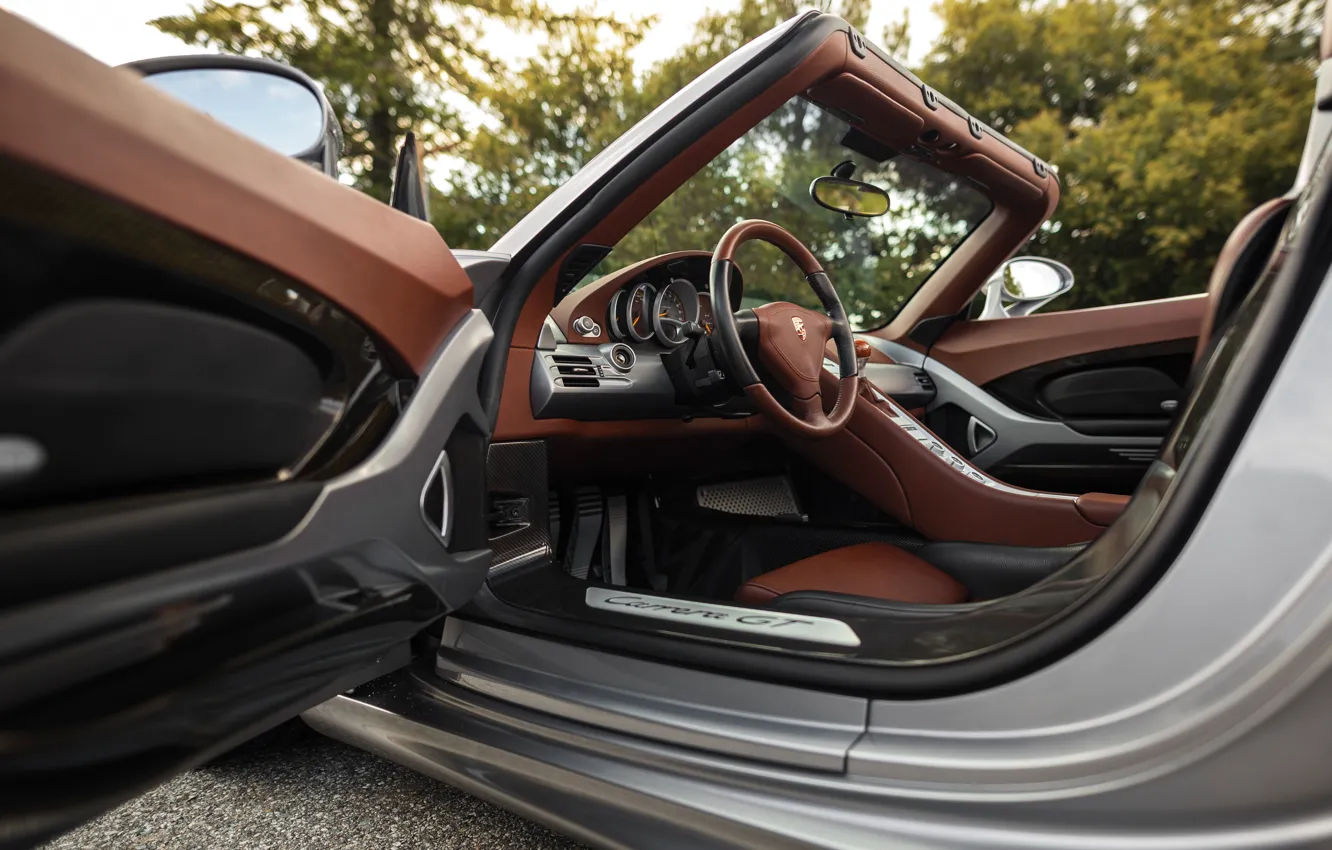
854,339,883,402
854,338,871,378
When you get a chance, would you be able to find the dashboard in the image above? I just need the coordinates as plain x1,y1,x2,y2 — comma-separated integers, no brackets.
537,251,743,421
548,251,740,349
535,250,938,424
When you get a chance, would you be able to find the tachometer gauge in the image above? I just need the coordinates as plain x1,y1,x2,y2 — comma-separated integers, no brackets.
607,290,626,340
625,281,656,343
652,278,700,346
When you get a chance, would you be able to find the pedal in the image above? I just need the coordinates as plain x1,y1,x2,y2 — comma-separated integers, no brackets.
564,487,604,580
696,475,804,520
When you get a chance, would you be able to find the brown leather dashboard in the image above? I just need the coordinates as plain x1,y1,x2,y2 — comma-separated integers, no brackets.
0,12,472,375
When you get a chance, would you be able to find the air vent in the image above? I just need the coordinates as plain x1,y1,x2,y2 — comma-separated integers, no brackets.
555,243,613,303
560,377,600,388
557,365,598,376
551,354,593,364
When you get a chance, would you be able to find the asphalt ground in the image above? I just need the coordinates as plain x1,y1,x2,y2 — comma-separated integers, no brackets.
43,727,586,850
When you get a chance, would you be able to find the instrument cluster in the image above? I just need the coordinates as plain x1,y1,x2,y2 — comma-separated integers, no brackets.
608,278,701,347
603,257,735,348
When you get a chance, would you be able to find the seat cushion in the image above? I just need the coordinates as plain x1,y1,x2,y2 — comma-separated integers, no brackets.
734,541,968,606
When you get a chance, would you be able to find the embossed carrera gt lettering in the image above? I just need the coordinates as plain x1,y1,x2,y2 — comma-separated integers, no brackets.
584,587,861,646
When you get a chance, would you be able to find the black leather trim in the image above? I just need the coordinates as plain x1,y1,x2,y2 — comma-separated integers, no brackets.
768,590,973,618
709,259,761,386
807,271,856,378
916,541,1084,599
0,481,322,608
765,542,1082,616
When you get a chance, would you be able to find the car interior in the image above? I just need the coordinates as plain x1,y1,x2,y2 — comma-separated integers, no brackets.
5,10,1328,841
464,23,1297,674
0,10,1305,697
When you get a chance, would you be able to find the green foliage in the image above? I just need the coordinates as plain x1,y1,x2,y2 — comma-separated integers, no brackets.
429,13,647,246
924,0,1322,308
151,0,638,201
152,0,1323,312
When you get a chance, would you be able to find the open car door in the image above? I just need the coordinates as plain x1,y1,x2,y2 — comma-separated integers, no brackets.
0,14,492,846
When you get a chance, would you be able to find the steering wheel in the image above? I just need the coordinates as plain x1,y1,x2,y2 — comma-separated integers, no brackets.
709,220,859,438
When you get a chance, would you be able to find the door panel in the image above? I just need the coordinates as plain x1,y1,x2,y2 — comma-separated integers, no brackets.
928,294,1205,386
0,12,470,373
0,14,491,845
922,300,1204,495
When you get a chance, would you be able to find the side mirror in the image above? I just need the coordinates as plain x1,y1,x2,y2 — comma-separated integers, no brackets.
978,257,1075,319
809,176,890,218
123,55,342,178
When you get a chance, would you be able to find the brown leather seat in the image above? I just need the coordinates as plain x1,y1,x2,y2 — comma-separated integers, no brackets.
735,542,967,606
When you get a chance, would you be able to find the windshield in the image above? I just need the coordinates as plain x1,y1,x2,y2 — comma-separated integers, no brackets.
583,97,993,330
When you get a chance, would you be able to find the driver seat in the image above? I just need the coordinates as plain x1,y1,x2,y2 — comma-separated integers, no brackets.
735,542,967,605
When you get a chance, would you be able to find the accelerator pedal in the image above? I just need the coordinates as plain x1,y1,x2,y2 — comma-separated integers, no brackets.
696,475,804,521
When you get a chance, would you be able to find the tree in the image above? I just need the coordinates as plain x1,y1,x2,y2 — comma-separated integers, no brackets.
431,0,875,250
151,0,638,202
429,15,647,247
923,0,1322,308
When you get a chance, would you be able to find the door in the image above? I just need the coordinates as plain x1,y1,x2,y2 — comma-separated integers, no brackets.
919,294,1206,494
0,15,491,846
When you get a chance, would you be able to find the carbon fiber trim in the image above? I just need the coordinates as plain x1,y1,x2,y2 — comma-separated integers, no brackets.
486,441,552,573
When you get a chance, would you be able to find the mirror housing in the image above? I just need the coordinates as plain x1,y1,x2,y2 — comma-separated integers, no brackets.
123,55,342,178
978,257,1075,319
809,176,890,218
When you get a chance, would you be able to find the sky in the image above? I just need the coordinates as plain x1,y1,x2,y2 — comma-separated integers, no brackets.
0,0,942,69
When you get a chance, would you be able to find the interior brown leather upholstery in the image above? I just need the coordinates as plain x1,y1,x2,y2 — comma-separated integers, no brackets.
927,295,1207,386
0,13,472,375
793,368,1107,546
1074,492,1130,526
1194,197,1292,362
752,302,834,395
714,219,824,273
735,542,967,605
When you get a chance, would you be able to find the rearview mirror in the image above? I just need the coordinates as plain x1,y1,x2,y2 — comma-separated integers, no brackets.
979,257,1075,319
124,56,342,178
809,176,890,218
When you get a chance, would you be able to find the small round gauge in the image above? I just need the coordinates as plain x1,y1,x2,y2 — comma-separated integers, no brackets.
624,281,656,343
607,290,626,340
697,294,715,337
652,278,701,346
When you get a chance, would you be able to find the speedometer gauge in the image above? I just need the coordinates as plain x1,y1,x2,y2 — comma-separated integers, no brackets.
624,281,656,343
652,278,700,346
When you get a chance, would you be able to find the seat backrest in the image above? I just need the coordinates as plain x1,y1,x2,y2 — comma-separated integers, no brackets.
1194,197,1292,363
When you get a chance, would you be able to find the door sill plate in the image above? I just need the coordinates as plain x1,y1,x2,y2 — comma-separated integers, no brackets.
584,587,861,647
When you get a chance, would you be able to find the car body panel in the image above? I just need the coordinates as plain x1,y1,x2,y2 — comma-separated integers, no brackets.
0,13,471,374
0,11,494,846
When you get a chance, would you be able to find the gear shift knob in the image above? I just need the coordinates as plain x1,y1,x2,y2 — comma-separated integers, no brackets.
853,339,871,378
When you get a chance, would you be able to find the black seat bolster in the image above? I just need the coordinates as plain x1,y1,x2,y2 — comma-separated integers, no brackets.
915,541,1085,599
767,590,974,619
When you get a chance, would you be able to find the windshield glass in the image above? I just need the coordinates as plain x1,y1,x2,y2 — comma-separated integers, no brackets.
581,97,993,330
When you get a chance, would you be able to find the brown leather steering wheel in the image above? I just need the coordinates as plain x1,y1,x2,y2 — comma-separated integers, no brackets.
709,220,859,439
